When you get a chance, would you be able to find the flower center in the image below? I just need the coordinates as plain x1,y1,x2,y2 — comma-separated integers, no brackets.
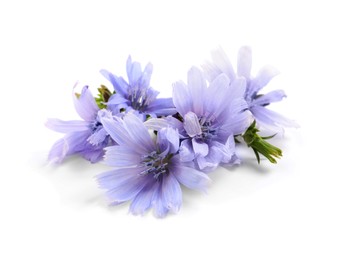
140,151,171,179
91,120,102,133
196,118,218,141
128,86,154,112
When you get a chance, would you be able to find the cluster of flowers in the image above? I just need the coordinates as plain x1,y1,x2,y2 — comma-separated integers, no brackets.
46,47,297,217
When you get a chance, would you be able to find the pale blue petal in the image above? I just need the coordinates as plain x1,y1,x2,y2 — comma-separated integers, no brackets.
48,131,90,163
201,60,222,82
184,112,202,137
101,117,133,147
204,74,232,120
146,98,176,116
179,140,195,162
152,182,169,218
196,155,220,171
210,47,236,81
144,117,184,133
251,106,299,128
80,148,104,163
123,113,156,152
192,138,209,157
172,165,211,193
229,77,247,100
87,128,108,145
107,93,129,106
172,81,192,116
251,90,286,106
249,65,279,94
102,114,155,154
126,56,142,86
187,67,206,115
98,167,148,203
100,69,128,96
45,119,90,133
219,110,251,138
104,146,141,167
73,86,99,121
129,179,156,215
161,174,182,213
157,127,180,154
211,137,236,163
237,46,252,78
139,62,153,88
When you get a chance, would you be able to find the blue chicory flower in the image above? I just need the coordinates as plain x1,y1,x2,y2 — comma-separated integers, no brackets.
166,66,250,171
46,85,114,163
100,56,176,120
202,47,298,131
98,113,210,218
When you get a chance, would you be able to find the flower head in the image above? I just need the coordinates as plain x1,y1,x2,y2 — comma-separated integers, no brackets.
100,56,176,120
202,47,298,131
46,85,114,163
99,113,210,218
170,66,250,171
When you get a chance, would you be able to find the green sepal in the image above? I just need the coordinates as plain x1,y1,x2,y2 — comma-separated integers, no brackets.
95,85,114,109
242,121,282,164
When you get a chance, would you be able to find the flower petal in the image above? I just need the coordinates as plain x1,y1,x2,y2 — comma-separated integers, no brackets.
104,145,141,167
129,179,156,215
73,85,99,121
196,155,220,171
145,117,183,133
251,90,286,106
126,56,142,86
100,69,128,96
107,93,129,106
97,167,148,203
87,128,108,145
204,73,232,120
79,148,104,163
157,127,180,154
123,113,156,152
211,137,235,163
48,131,90,163
229,77,247,99
101,117,133,146
172,81,192,116
161,174,182,213
187,66,206,115
251,106,299,128
210,47,236,81
45,119,90,133
152,182,169,218
184,112,202,137
146,98,176,116
250,65,279,93
201,60,222,82
179,139,195,162
139,62,153,88
219,110,251,138
172,165,211,193
237,46,252,78
192,138,209,157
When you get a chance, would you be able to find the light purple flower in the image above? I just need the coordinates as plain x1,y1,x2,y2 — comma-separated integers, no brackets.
46,86,114,163
160,66,250,171
100,56,176,120
202,47,298,130
98,113,210,218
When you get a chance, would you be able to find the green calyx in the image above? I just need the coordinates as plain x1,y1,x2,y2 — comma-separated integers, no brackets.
95,85,114,109
242,121,282,164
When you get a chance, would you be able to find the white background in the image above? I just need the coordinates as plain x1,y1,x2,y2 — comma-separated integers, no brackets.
1,0,345,259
